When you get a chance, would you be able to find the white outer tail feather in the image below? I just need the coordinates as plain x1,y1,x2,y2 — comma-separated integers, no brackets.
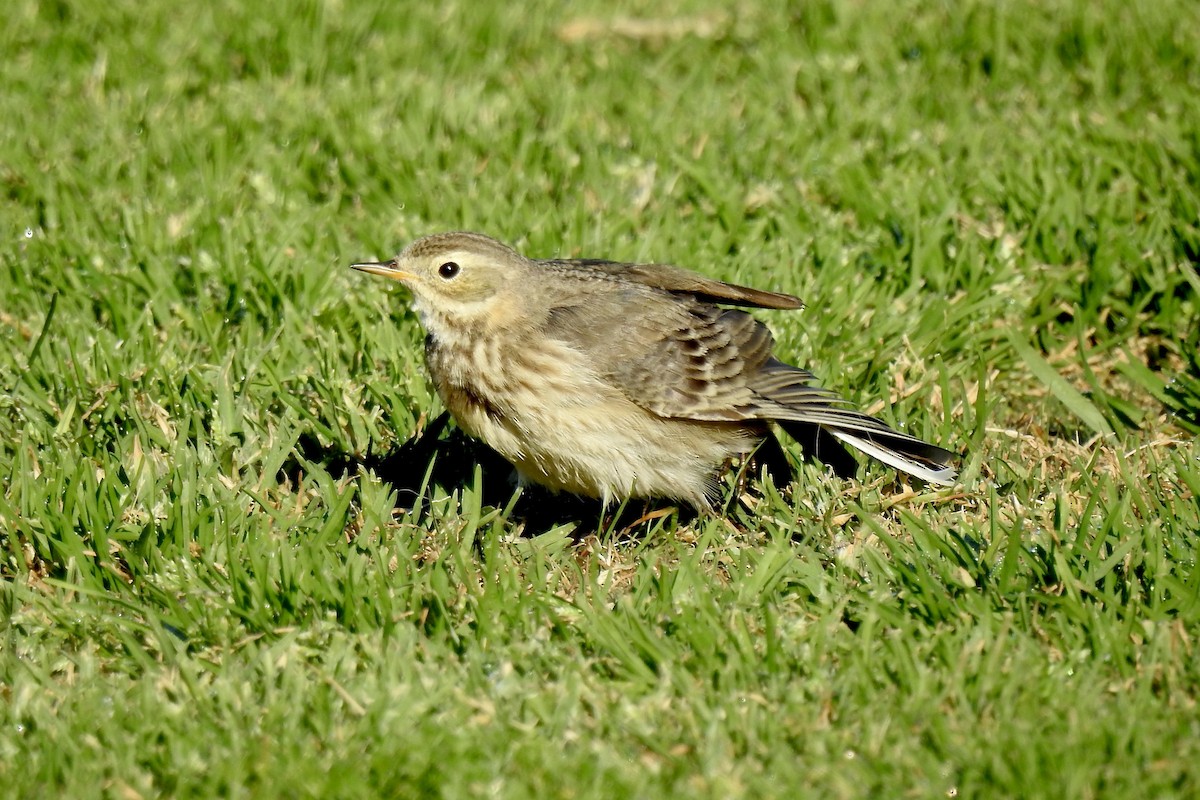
830,430,958,486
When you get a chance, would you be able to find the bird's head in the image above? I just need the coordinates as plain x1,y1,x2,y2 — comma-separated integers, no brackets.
352,232,530,333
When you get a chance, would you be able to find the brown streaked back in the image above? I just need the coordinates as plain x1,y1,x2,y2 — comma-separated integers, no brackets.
537,258,803,310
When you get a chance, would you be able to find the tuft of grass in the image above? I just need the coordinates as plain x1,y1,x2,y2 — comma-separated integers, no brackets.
2,0,1198,797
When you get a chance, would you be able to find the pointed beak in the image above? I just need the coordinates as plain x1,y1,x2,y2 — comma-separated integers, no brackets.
350,260,417,283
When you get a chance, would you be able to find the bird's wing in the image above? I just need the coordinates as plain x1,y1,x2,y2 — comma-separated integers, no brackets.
537,258,803,310
540,284,959,484
541,287,829,421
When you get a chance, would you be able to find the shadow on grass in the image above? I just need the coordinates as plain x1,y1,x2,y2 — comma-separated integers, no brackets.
289,412,697,536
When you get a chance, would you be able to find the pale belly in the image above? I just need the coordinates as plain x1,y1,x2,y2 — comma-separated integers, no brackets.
428,339,756,508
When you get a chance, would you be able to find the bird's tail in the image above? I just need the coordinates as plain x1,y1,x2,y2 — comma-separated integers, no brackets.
777,414,958,486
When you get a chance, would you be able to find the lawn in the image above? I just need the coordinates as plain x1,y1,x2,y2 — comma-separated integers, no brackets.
2,0,1198,797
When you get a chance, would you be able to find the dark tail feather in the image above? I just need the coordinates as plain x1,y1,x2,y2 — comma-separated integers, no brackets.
777,421,859,480
754,360,958,485
779,419,958,486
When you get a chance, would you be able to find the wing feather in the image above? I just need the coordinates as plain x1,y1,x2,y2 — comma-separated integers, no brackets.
538,258,802,309
534,260,958,485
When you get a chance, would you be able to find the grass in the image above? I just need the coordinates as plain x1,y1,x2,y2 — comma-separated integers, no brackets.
2,0,1198,796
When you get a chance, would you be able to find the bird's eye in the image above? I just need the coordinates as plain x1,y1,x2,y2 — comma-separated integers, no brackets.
437,261,460,279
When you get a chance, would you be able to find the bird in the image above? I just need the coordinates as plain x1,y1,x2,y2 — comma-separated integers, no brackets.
351,232,957,511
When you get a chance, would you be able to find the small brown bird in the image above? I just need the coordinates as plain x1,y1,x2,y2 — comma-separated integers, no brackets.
352,232,956,510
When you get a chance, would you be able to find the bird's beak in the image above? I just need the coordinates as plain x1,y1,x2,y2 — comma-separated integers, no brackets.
350,260,417,283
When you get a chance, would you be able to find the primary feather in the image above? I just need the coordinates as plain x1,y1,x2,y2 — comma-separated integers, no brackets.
533,255,958,486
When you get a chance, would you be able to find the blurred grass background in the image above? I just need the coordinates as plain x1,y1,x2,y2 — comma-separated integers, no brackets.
1,0,1198,797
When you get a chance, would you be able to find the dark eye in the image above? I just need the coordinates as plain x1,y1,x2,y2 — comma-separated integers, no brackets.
437,261,460,279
